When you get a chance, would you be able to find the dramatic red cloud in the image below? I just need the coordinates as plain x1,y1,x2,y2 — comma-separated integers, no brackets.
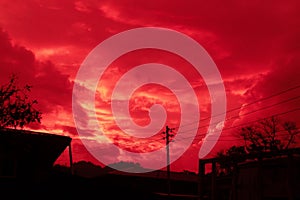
0,0,299,172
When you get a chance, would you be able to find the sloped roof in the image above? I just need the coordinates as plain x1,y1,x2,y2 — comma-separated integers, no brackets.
0,128,71,166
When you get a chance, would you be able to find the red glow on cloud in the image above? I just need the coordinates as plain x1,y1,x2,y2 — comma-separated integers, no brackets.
93,48,210,155
97,83,181,153
0,0,299,172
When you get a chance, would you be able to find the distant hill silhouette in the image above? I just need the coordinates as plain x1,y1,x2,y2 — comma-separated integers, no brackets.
53,160,153,178
73,161,108,178
106,161,153,172
53,161,107,178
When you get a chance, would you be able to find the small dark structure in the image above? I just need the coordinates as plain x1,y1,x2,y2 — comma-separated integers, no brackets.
0,128,72,183
198,148,300,200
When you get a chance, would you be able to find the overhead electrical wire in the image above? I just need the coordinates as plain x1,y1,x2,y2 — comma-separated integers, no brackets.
120,84,300,144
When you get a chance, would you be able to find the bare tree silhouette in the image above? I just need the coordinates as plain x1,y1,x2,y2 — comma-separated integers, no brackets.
216,116,300,174
240,116,299,153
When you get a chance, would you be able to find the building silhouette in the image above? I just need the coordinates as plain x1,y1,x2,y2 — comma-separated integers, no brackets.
198,148,300,200
0,128,72,198
1,127,300,200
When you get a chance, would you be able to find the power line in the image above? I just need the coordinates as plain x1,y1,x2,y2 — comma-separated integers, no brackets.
178,94,300,135
175,107,300,142
176,83,300,129
204,128,300,142
129,106,300,145
119,84,300,145
136,107,300,144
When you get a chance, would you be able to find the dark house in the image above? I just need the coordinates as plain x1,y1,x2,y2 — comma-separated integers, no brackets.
236,153,300,200
0,128,72,185
198,148,300,200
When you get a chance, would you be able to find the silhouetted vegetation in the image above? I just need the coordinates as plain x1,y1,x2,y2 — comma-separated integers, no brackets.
216,116,300,174
216,145,246,175
240,116,299,152
0,74,42,129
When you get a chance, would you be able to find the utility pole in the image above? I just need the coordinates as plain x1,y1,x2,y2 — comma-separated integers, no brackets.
163,125,174,197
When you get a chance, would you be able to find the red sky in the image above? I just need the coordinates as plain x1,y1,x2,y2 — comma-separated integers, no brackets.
0,0,300,173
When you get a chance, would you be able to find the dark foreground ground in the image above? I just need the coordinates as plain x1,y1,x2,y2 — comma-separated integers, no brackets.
0,172,200,200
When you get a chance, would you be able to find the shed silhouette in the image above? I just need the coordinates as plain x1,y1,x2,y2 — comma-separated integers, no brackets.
0,128,72,183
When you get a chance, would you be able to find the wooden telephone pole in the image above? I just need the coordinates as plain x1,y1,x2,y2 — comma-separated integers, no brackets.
163,125,175,197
